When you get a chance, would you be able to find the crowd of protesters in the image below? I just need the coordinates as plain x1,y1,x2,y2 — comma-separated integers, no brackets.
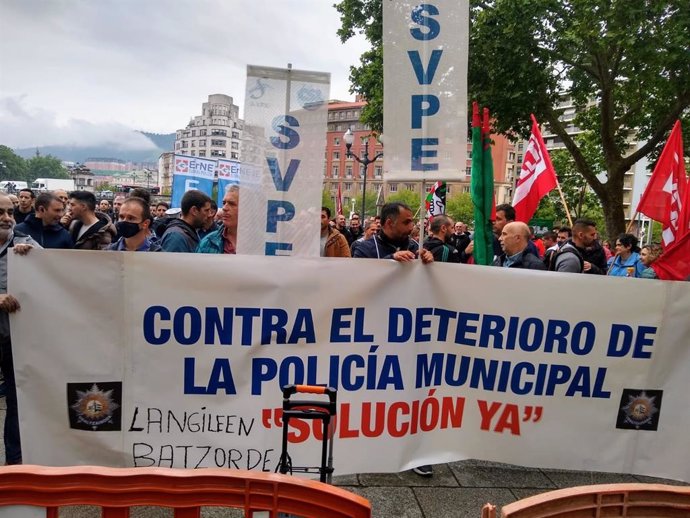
0,185,667,469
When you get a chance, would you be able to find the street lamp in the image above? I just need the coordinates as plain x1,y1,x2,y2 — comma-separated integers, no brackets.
343,128,383,218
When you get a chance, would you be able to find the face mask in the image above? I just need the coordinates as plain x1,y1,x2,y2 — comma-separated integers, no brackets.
116,221,141,239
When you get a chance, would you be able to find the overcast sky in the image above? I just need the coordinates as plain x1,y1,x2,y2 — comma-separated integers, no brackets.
0,0,370,149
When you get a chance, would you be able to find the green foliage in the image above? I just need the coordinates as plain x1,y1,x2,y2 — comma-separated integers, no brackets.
0,146,29,181
537,147,605,227
336,0,690,239
26,155,69,181
322,189,335,215
446,192,474,225
334,0,384,132
350,190,379,218
387,189,422,216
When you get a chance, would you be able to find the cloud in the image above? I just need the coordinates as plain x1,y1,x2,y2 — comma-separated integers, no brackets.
0,96,157,150
0,1,370,146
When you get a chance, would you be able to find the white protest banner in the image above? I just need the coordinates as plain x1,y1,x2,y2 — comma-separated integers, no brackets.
239,65,330,256
171,155,216,208
9,251,690,482
383,1,469,181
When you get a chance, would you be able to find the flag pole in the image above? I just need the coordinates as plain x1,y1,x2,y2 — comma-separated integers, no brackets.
419,179,426,252
555,180,574,227
625,211,639,234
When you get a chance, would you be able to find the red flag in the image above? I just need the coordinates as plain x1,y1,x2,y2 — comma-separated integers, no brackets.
513,115,558,222
336,183,343,216
636,120,687,248
651,230,690,281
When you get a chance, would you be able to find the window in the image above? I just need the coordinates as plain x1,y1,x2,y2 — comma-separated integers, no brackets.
334,137,340,146
231,152,239,159
211,139,226,147
517,154,523,163
191,130,196,137
425,184,432,193
211,129,227,136
517,142,524,151
346,166,352,178
374,166,382,177
466,167,472,176
211,150,226,157
405,183,415,191
232,131,240,139
231,142,239,150
360,164,366,177
198,150,206,157
191,140,196,148
176,142,181,150
344,182,352,191
389,183,398,193
332,165,339,177
333,151,340,160
200,129,207,136
191,151,196,156
181,140,188,147
199,139,206,146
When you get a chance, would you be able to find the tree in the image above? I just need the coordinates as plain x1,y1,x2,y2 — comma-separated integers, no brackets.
387,189,421,216
535,147,606,230
26,155,69,182
322,188,335,215
0,146,28,181
350,191,379,218
336,0,690,239
446,192,474,226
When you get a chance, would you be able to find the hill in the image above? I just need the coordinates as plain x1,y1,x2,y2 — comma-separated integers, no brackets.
13,131,176,164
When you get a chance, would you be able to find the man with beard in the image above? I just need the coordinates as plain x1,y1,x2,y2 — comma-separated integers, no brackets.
354,202,433,263
0,193,40,465
553,219,598,273
348,212,364,244
423,215,461,263
448,221,471,255
67,191,117,250
320,206,350,257
160,190,212,253
15,193,73,249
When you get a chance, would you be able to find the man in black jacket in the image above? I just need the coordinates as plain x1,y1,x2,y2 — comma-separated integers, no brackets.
352,202,433,263
15,193,73,249
498,221,546,270
160,190,213,253
423,215,461,262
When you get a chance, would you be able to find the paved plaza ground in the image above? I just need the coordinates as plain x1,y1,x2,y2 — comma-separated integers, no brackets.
1,398,686,517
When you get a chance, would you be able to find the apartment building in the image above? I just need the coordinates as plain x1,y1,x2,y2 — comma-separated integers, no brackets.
174,94,243,161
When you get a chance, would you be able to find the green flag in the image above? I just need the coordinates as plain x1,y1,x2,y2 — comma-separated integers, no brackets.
470,102,495,266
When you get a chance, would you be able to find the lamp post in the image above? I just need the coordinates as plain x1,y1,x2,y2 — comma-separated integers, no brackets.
343,128,383,218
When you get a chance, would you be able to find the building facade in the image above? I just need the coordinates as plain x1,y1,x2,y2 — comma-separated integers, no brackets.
174,94,243,161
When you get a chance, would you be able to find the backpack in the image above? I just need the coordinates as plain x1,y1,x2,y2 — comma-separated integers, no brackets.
548,243,584,272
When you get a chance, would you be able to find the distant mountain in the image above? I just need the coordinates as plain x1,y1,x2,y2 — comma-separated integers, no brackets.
139,131,176,151
14,131,176,164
